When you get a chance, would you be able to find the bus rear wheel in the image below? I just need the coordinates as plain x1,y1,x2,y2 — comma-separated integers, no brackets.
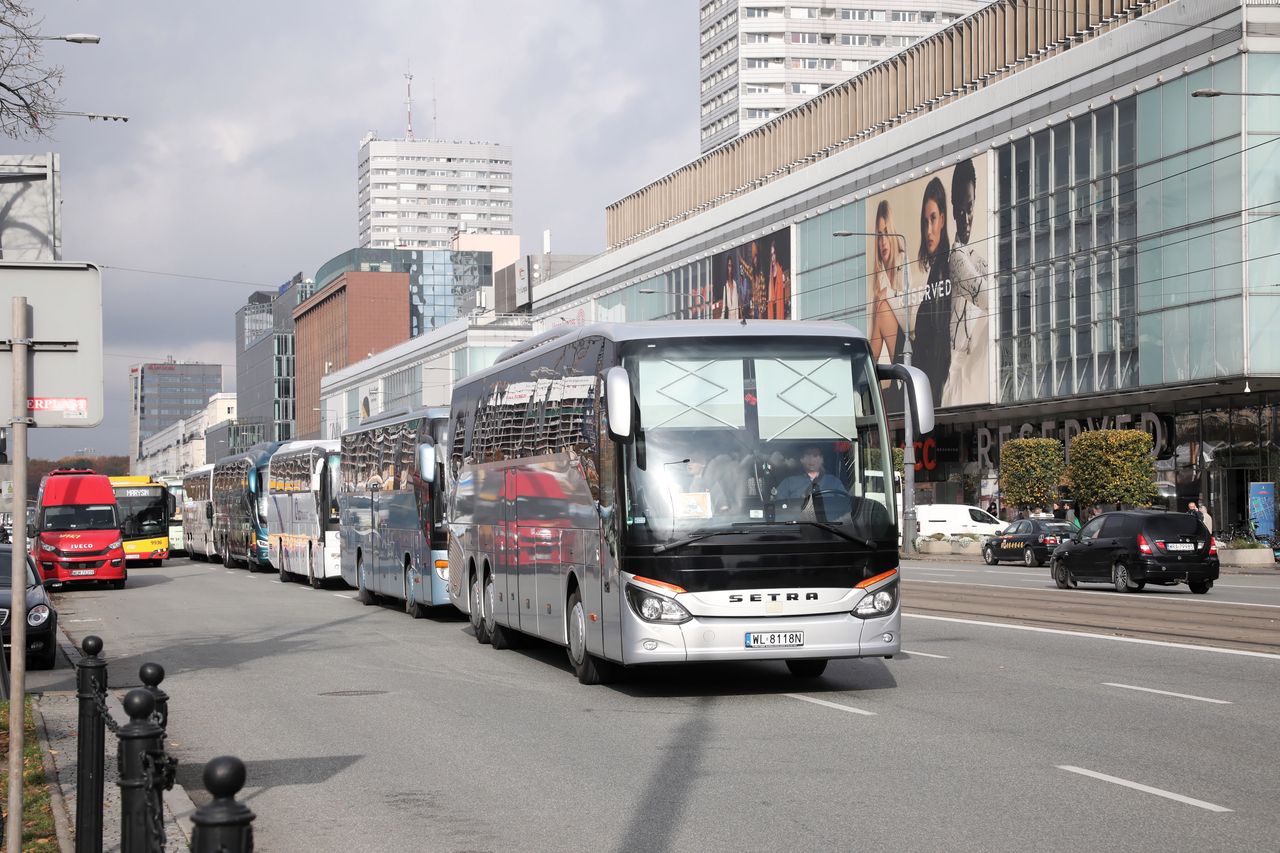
469,569,490,643
356,556,374,605
405,566,427,619
484,573,513,649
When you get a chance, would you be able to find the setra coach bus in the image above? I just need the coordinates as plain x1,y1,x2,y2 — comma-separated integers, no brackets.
339,407,450,617
266,440,342,588
181,465,215,561
447,320,933,684
212,442,283,570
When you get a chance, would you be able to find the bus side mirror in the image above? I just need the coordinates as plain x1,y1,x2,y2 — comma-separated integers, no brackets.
166,493,177,517
417,444,437,483
205,503,214,521
605,366,633,442
876,363,935,435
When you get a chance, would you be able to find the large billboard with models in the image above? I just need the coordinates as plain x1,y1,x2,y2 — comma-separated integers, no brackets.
711,227,791,320
866,154,992,408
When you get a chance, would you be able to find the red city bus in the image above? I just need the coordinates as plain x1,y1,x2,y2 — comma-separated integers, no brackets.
31,469,128,589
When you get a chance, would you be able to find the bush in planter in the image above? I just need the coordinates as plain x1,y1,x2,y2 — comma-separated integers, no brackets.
1226,538,1269,550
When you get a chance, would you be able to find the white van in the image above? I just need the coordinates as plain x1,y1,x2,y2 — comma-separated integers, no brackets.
915,504,1003,541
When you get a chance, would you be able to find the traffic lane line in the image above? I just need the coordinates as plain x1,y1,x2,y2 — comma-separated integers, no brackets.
332,593,355,599
901,649,950,659
1101,682,1232,705
1056,765,1233,812
783,693,876,716
904,613,1280,660
906,577,1280,608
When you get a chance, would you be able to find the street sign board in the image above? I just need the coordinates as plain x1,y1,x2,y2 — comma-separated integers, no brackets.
0,261,103,427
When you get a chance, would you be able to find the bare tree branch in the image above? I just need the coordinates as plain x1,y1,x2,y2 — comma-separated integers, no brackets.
0,0,64,139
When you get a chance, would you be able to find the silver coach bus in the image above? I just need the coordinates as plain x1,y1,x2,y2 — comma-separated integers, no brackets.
339,407,450,616
267,440,342,588
448,320,933,684
182,465,215,561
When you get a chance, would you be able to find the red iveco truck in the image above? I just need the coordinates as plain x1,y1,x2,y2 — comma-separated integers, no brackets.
31,469,128,589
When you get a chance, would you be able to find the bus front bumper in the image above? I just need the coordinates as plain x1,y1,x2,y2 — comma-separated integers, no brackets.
621,607,901,664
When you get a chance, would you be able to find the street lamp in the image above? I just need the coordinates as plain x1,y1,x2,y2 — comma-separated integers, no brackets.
1190,88,1280,98
0,33,101,43
833,228,919,557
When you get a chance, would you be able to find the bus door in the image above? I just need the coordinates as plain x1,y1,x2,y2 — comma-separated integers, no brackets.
500,468,521,630
369,478,388,595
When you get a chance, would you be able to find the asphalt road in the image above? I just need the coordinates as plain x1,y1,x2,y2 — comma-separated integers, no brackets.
35,557,1280,852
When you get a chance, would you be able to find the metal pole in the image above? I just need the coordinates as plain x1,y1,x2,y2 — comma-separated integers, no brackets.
75,637,107,853
116,690,163,853
6,296,30,853
898,238,916,559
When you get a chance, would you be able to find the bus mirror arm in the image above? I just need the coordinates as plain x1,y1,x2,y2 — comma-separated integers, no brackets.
876,363,935,435
605,366,634,442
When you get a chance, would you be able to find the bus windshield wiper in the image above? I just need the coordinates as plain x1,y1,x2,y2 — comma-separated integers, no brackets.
769,520,876,549
652,528,760,554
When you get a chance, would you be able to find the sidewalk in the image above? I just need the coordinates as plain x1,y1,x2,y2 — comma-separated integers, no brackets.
33,630,198,853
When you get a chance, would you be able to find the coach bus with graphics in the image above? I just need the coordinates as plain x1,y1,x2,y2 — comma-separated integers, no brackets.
447,320,933,684
212,442,283,570
267,440,342,588
109,476,177,567
182,465,215,561
339,407,449,616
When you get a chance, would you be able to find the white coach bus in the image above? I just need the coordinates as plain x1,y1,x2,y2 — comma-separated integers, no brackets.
447,320,933,684
181,465,215,561
266,440,342,588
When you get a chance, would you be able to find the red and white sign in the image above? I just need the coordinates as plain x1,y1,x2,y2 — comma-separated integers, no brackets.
28,396,89,419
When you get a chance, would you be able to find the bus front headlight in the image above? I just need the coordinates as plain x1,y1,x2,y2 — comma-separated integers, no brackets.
625,584,692,624
853,581,898,618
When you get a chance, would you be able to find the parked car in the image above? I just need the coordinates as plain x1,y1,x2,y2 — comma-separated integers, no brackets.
1049,510,1218,594
983,518,1078,566
915,504,1003,542
0,545,59,669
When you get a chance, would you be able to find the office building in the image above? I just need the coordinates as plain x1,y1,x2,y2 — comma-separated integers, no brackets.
128,360,223,473
699,0,988,152
357,136,514,250
234,275,305,444
527,0,1276,528
135,393,237,476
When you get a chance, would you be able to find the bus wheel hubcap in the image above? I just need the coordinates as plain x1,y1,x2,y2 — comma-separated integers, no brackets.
569,603,586,665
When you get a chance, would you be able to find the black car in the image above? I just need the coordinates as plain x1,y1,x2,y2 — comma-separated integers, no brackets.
0,545,59,669
1049,510,1218,594
983,518,1078,567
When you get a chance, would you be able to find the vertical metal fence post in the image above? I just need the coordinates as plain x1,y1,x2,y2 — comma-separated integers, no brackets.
189,756,255,853
74,636,108,853
138,663,168,732
116,689,163,853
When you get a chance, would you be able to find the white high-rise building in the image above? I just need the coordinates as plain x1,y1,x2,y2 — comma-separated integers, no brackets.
357,136,514,249
699,0,989,153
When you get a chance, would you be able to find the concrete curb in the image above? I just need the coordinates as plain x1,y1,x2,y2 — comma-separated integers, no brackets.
33,701,75,853
899,551,1280,576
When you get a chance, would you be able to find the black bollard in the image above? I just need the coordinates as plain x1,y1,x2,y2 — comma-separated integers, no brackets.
139,662,169,731
117,689,165,853
189,756,256,853
75,635,108,853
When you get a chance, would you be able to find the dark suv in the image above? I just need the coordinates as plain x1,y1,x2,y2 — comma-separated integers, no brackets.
1050,510,1218,594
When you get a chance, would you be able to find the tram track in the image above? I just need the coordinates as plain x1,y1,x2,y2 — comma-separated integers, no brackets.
901,580,1280,655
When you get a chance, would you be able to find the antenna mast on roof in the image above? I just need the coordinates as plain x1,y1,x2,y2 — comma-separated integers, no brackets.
404,63,414,140
432,77,438,139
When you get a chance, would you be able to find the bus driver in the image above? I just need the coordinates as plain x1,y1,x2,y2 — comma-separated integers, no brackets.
774,445,850,519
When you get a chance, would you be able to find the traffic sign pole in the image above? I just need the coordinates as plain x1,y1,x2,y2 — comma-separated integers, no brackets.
6,296,30,853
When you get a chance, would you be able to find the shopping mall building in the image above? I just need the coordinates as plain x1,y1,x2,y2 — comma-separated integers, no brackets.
521,0,1280,528
331,0,1279,529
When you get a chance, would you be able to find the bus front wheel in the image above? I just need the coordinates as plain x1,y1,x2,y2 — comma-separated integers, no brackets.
566,589,615,685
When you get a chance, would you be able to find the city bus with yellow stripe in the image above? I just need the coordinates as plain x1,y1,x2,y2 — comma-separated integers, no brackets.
108,476,177,567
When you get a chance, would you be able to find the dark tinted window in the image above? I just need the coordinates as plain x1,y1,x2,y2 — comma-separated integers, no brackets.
1099,515,1136,538
1144,514,1204,537
1079,517,1105,540
1041,522,1075,536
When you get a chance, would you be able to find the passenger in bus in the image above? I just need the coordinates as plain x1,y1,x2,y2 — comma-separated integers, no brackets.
684,450,742,515
774,445,850,519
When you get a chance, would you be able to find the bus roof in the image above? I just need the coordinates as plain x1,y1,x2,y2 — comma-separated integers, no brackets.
213,441,284,470
109,475,159,486
469,319,869,388
272,439,339,458
40,471,117,506
183,464,214,479
341,405,449,436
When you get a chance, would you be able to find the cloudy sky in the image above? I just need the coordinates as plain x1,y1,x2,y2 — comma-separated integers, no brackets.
26,0,698,459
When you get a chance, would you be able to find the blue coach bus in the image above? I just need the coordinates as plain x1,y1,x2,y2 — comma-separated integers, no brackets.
339,407,449,617
212,441,284,570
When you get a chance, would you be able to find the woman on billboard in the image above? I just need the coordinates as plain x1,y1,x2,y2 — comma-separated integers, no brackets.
869,199,909,365
767,238,789,319
914,177,952,408
944,159,989,406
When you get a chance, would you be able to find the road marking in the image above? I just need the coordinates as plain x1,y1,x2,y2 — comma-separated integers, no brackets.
905,578,1280,608
902,649,950,659
904,613,1280,660
66,618,102,623
332,593,355,599
1056,765,1232,812
1101,682,1232,705
984,570,1045,577
245,576,257,580
784,693,876,716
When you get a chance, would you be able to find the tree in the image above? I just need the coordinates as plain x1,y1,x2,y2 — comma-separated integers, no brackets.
998,438,1064,511
1067,429,1157,511
25,454,128,495
0,1,64,139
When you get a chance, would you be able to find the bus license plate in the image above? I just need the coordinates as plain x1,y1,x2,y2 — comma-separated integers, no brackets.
71,569,95,576
745,631,804,649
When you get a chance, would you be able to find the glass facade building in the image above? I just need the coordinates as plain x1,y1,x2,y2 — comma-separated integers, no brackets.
533,0,1280,530
129,361,224,472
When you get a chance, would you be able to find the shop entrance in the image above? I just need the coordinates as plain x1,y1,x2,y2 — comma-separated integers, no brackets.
1208,463,1262,537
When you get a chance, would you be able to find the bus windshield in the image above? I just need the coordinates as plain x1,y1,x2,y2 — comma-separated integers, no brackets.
42,504,119,532
115,489,167,539
622,338,895,548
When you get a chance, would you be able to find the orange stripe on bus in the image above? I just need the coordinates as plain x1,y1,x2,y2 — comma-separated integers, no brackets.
855,568,898,589
632,576,687,595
